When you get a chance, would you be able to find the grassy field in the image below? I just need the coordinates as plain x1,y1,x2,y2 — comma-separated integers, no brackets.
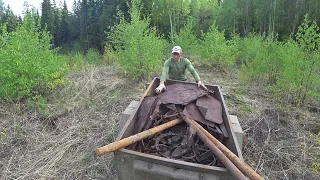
0,65,319,179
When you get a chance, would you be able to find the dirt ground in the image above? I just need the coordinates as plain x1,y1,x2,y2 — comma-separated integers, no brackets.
0,65,319,179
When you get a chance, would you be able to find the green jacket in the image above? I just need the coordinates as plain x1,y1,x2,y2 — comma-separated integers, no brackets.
160,57,200,82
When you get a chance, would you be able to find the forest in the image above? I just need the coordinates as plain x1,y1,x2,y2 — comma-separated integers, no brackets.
0,0,319,179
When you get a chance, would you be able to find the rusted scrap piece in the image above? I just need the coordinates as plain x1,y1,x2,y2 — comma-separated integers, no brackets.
159,83,209,105
134,121,219,166
191,119,265,180
183,101,225,141
134,83,210,135
96,119,183,156
178,113,247,180
135,96,159,134
196,95,223,124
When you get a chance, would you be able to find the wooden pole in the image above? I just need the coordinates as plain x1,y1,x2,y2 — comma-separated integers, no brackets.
96,119,183,155
178,113,248,180
191,119,264,180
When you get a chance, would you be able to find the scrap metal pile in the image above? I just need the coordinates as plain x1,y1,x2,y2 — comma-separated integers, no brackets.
131,83,229,167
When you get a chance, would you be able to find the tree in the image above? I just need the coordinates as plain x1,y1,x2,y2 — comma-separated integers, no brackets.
41,0,54,35
2,5,19,32
80,0,88,53
59,0,69,44
109,0,165,80
52,0,60,46
0,0,4,23
0,11,66,100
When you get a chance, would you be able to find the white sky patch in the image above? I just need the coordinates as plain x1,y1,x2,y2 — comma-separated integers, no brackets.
3,0,74,16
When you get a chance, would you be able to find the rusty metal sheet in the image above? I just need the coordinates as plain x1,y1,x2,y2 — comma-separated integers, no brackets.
196,95,223,124
183,101,217,128
159,83,208,105
135,96,159,134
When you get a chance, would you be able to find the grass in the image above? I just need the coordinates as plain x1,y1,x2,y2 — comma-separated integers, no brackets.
0,65,142,180
197,67,320,179
0,64,319,180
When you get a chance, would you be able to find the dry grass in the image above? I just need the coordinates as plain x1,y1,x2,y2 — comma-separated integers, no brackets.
198,68,320,180
0,66,142,180
0,65,319,180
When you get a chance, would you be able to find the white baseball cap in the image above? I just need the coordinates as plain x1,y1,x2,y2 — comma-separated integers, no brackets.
172,46,182,54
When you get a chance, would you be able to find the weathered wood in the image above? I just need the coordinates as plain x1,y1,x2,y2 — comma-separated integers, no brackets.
178,113,248,180
96,119,182,155
192,119,264,180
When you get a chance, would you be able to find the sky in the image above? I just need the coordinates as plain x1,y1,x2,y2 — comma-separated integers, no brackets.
3,0,74,16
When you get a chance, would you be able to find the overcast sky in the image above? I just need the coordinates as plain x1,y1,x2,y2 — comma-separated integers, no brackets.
3,0,74,16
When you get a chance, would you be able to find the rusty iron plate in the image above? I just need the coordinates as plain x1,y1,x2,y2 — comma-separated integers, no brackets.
196,95,223,124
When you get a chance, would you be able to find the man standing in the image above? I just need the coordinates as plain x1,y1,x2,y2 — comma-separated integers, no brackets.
155,46,206,94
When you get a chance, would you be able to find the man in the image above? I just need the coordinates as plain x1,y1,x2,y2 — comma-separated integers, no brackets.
155,46,206,94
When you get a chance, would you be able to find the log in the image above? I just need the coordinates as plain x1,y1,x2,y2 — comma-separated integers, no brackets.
96,119,183,155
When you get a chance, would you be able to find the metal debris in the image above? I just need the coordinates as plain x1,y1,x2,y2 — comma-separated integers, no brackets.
131,83,228,167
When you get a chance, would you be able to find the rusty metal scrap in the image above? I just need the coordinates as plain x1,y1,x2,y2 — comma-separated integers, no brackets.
131,83,228,167
135,123,221,166
159,83,209,105
196,95,223,124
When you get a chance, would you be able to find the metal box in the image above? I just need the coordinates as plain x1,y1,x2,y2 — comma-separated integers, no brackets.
115,78,243,180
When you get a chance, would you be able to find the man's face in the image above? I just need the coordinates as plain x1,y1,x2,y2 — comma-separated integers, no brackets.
172,52,181,61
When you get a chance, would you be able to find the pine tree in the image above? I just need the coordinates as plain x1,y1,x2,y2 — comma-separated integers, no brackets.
59,0,69,44
3,5,19,32
80,0,89,53
52,0,60,46
69,0,80,42
41,0,54,35
0,0,5,24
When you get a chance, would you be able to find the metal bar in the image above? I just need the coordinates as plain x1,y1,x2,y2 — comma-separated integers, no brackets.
191,119,264,180
178,113,247,180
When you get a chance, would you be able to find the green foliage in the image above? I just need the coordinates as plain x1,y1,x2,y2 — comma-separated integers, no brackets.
66,52,86,71
109,0,165,80
200,23,234,68
0,12,66,101
27,95,48,114
85,48,101,64
239,35,283,85
173,18,200,58
239,15,320,105
275,15,320,105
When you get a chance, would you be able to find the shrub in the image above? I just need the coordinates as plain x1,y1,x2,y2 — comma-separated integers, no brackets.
239,15,320,105
108,0,165,80
173,18,200,58
0,12,66,101
276,15,320,105
200,22,234,68
85,48,101,64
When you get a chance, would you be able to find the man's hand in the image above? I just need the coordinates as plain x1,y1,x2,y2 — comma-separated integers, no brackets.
155,83,166,94
197,81,208,90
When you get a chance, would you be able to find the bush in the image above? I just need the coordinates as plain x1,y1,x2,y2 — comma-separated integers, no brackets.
66,52,86,71
239,35,284,85
276,15,320,105
239,15,320,105
173,18,200,58
108,0,165,80
85,48,101,64
200,23,234,68
0,12,66,101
